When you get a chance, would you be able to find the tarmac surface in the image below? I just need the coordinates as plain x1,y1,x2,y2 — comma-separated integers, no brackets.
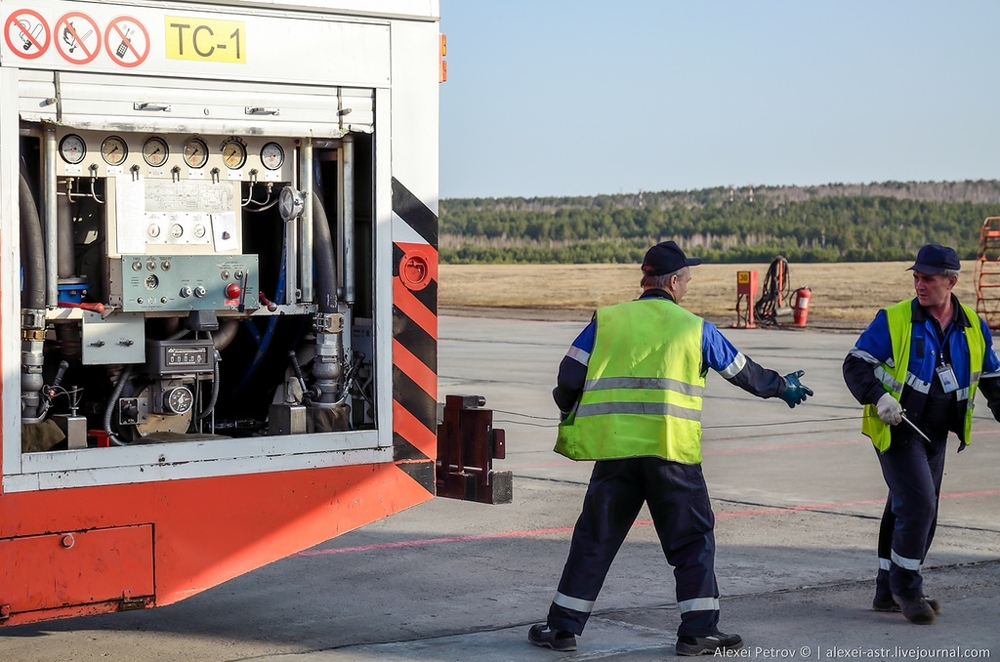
4,314,1000,661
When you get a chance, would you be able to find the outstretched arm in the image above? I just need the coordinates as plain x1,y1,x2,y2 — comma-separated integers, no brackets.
702,322,803,402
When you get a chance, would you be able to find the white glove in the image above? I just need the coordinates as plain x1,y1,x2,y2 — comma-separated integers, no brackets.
876,393,902,426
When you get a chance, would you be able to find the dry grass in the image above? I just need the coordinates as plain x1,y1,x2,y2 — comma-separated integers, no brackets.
439,261,981,326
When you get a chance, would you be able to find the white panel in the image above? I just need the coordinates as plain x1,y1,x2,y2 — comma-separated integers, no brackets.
8,446,393,492
1,66,22,479
24,71,373,137
192,0,439,20
389,18,440,217
374,86,394,445
0,0,391,88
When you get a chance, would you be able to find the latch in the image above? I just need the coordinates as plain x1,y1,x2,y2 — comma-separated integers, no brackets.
133,102,171,112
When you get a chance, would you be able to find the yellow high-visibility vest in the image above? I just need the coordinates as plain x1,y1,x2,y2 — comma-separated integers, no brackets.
862,300,985,451
554,298,706,463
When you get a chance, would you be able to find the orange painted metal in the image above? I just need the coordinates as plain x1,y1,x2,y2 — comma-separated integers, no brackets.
0,463,432,625
0,525,153,618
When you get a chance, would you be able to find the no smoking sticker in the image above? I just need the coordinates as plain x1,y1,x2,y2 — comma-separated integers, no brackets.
54,12,100,64
4,9,50,59
104,15,149,68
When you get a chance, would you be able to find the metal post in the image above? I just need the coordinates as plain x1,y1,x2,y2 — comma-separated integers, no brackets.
285,145,299,305
44,127,58,307
342,134,355,304
299,138,314,304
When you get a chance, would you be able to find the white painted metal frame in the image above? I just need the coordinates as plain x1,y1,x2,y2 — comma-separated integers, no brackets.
0,0,436,493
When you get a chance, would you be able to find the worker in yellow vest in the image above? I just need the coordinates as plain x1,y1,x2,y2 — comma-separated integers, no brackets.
844,243,1000,625
528,241,813,656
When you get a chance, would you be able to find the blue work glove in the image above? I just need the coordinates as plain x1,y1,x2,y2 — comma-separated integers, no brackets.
779,370,813,408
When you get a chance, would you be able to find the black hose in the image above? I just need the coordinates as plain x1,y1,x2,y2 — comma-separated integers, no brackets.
754,256,791,326
104,366,133,446
312,191,338,314
19,169,45,310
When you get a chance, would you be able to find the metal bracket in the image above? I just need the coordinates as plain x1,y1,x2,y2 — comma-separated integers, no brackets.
436,394,512,504
313,312,344,334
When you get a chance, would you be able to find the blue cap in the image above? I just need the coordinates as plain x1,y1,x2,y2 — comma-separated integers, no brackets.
907,244,960,275
641,241,702,276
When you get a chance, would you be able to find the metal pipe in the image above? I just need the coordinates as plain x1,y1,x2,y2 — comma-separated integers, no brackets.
285,145,299,305
342,134,355,304
44,127,58,307
57,179,74,279
300,138,314,303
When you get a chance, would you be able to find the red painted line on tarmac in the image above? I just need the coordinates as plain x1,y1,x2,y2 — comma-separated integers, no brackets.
295,489,1000,557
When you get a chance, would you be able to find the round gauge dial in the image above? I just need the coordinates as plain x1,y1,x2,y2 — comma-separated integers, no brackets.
59,134,87,165
101,136,128,166
260,142,284,170
165,386,194,415
221,138,247,170
142,137,169,167
182,137,209,169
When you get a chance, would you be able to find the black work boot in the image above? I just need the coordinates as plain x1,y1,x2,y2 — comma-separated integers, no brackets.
528,624,577,652
873,594,940,614
676,632,744,656
893,595,936,624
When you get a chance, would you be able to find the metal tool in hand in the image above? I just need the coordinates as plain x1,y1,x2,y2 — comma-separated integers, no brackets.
900,411,932,445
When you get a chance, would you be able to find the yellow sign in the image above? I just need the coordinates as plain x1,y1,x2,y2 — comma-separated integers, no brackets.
165,16,245,63
737,271,750,284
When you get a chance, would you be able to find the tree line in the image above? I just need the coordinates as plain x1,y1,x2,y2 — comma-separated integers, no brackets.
439,185,1000,264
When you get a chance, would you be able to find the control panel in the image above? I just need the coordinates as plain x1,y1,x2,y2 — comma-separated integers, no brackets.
110,255,259,313
54,129,295,183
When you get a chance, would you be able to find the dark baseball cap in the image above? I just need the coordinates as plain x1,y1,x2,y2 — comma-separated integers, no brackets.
907,243,960,275
641,241,702,276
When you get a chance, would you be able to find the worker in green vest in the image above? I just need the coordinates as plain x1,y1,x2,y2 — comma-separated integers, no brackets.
528,241,813,656
844,243,1000,624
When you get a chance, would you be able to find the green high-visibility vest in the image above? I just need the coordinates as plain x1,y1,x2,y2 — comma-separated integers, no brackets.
554,297,706,464
862,299,985,452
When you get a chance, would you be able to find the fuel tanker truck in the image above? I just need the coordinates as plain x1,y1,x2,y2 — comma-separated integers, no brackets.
0,0,508,626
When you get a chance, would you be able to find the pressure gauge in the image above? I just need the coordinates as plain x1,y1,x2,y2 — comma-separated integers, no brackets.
164,386,194,415
101,136,128,166
183,137,209,169
260,142,284,170
59,134,87,165
221,138,247,170
278,186,305,221
142,137,169,167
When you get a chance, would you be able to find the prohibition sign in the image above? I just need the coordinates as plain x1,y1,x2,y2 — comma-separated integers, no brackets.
54,12,100,65
104,16,149,68
4,9,50,60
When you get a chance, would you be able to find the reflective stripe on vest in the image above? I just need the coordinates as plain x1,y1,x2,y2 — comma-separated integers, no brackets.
861,300,985,451
554,298,706,464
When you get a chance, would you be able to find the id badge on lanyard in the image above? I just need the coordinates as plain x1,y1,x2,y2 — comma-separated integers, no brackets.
936,363,959,393
936,320,960,394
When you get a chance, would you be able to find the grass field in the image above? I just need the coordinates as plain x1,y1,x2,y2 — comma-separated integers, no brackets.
439,261,983,328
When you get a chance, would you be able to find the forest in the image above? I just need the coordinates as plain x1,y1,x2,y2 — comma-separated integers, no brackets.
439,181,1000,264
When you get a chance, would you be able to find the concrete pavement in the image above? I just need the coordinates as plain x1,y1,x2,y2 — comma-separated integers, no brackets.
3,315,999,661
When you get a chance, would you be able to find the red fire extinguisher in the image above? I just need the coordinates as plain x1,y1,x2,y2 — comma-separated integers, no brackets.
792,287,811,327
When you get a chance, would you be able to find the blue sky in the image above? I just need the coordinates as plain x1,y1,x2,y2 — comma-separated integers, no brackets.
439,1,1000,199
